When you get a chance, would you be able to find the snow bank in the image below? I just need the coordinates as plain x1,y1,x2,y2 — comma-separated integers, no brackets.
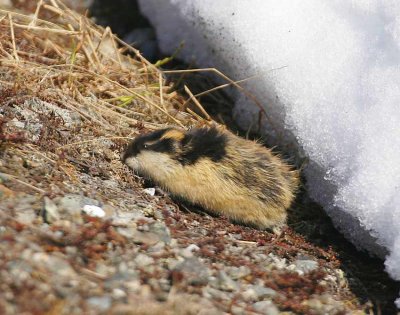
138,0,400,303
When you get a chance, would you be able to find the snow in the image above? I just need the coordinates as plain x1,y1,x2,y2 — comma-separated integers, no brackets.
138,0,400,303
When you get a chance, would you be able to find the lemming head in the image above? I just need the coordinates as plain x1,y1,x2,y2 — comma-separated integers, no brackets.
122,126,228,175
122,128,185,173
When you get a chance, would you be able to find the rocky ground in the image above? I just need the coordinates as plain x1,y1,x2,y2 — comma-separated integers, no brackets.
0,1,399,314
0,98,369,314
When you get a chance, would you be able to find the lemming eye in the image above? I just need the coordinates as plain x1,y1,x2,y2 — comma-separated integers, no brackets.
143,144,148,149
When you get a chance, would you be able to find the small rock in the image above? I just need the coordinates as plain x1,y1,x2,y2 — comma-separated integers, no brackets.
51,194,101,223
3,194,39,224
87,296,112,311
267,253,287,269
166,257,183,270
211,271,238,292
15,207,38,225
173,257,210,286
124,279,141,293
242,288,258,301
115,227,135,240
143,188,156,196
204,287,231,301
102,204,116,217
294,259,319,274
158,278,171,292
96,263,114,278
112,288,126,299
0,172,8,182
231,305,245,315
7,260,32,286
142,205,155,216
31,253,77,279
227,266,251,280
242,286,276,301
9,99,81,142
148,222,171,244
303,295,346,314
9,118,25,129
112,211,146,225
180,244,200,258
134,253,154,268
106,269,138,290
52,194,107,222
103,179,119,188
252,300,279,315
128,230,160,246
253,286,277,299
43,196,59,222
82,204,105,218
147,241,166,254
153,209,164,220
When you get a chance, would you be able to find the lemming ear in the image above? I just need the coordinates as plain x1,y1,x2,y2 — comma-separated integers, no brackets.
160,129,186,142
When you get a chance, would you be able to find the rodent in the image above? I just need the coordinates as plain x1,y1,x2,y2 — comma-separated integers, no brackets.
122,125,299,230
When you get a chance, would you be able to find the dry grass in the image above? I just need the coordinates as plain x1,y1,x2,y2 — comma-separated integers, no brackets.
0,0,204,136
0,0,217,194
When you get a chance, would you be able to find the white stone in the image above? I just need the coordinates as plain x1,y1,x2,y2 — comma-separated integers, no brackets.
143,188,156,196
83,205,105,218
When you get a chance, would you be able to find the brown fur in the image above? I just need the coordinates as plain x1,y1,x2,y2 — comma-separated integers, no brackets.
123,126,299,230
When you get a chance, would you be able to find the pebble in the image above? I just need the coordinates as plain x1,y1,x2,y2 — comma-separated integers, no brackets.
242,286,276,301
8,261,32,285
253,286,277,299
126,230,160,246
31,252,77,279
83,204,106,218
148,222,171,244
43,196,60,223
143,188,156,196
303,295,346,314
294,259,319,274
204,287,231,301
87,296,112,311
124,279,141,293
43,194,102,223
134,253,154,268
103,179,119,189
211,270,239,292
112,288,126,299
173,257,210,286
231,305,247,315
180,244,200,258
112,211,146,225
252,300,279,315
227,266,251,280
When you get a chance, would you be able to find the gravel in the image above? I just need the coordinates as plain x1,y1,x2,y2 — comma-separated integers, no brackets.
0,86,374,314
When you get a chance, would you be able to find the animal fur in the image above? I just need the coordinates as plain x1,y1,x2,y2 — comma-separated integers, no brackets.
123,126,299,230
